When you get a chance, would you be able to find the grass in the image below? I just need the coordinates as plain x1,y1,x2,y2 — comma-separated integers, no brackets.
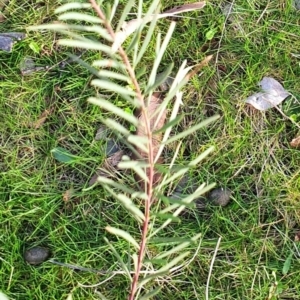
1,0,300,299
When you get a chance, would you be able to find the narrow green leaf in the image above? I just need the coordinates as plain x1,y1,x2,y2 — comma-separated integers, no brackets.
158,251,190,272
66,53,101,77
109,0,119,22
104,237,131,279
91,79,136,97
31,23,112,41
88,97,138,126
164,115,220,145
55,3,91,14
282,252,293,275
153,115,184,134
156,233,202,259
92,59,125,70
102,118,131,136
127,135,149,153
140,287,162,300
150,183,215,238
58,39,111,54
51,147,77,163
102,186,145,223
150,237,196,245
116,0,135,31
146,63,174,94
116,193,145,222
117,160,149,169
106,226,140,250
126,26,142,54
147,22,176,90
58,12,102,23
161,167,189,187
157,194,195,208
117,161,149,183
97,176,135,194
153,213,181,222
188,146,215,167
134,7,160,67
98,70,129,82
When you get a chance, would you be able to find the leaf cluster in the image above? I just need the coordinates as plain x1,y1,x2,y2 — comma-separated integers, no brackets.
29,1,218,299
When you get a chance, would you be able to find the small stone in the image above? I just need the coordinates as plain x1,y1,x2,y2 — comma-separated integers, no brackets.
105,139,120,156
24,246,50,265
207,187,231,207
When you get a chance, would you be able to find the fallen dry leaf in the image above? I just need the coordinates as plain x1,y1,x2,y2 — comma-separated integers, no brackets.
290,135,300,148
244,77,290,111
62,187,75,203
112,1,206,52
32,107,54,129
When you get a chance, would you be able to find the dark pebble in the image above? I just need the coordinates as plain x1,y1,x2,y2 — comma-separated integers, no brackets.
207,187,231,206
24,246,50,265
105,139,120,156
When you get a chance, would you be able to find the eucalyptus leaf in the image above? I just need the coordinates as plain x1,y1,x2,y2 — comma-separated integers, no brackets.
106,226,140,250
58,12,102,23
88,97,138,126
164,115,220,145
58,39,112,54
55,3,92,14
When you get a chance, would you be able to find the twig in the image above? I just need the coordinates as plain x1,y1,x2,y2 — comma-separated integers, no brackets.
205,236,222,300
89,1,156,299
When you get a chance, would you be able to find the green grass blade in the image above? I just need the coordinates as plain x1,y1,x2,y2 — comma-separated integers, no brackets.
164,115,220,145
88,97,138,126
106,226,140,250
104,237,131,279
94,291,109,300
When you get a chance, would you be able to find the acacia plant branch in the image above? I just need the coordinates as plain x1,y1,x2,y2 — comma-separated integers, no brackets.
89,1,155,299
